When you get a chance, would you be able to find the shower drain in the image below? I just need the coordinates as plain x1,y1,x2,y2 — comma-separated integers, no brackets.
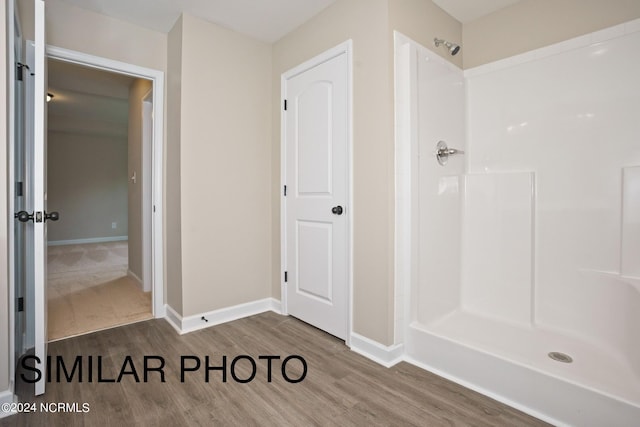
548,352,573,363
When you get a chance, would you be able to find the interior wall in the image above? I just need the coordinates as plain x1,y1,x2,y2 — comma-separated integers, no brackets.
128,78,152,281
0,0,10,397
166,16,183,314
40,0,167,72
463,0,640,68
177,13,272,316
388,0,462,68
47,132,128,242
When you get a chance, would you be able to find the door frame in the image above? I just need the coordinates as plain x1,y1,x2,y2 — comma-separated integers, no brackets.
141,89,153,293
280,40,353,345
7,0,22,396
44,45,166,318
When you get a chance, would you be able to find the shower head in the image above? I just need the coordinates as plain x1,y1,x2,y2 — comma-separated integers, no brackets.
434,38,460,56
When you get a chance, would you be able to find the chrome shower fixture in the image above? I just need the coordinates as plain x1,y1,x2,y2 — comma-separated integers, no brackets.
434,38,460,56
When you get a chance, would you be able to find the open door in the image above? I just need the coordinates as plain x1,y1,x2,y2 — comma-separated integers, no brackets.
11,0,27,379
15,0,49,396
32,0,48,396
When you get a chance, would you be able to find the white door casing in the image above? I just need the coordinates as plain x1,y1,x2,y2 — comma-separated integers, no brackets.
33,0,48,396
282,41,352,341
45,46,166,318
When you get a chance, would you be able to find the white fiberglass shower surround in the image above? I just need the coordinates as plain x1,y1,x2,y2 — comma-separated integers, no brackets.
394,20,640,426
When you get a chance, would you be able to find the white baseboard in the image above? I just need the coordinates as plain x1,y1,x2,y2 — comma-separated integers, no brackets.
164,298,282,335
164,304,183,334
48,236,128,246
349,333,404,368
153,301,166,319
0,390,17,419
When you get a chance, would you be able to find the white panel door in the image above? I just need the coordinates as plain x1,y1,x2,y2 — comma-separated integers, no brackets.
284,46,350,340
33,0,48,396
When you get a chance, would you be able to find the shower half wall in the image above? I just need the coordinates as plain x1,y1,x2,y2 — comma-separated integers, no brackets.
394,21,640,426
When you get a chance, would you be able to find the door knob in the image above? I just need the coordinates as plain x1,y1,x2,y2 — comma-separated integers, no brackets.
44,211,60,222
14,211,34,222
331,206,343,215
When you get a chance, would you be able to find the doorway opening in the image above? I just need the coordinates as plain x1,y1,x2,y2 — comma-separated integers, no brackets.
43,45,166,335
46,59,153,340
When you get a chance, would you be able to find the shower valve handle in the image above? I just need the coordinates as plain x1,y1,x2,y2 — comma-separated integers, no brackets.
436,140,464,166
438,147,464,156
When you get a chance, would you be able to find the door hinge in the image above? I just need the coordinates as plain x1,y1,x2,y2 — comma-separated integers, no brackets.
153,205,156,213
283,99,287,111
17,297,24,312
284,271,288,283
16,182,23,197
16,62,30,81
283,185,287,196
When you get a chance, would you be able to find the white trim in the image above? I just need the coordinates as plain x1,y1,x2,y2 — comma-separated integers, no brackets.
45,45,165,319
141,91,153,293
346,40,354,348
47,236,128,246
279,68,287,316
33,0,47,396
164,299,282,335
163,305,183,334
350,333,405,368
280,39,353,344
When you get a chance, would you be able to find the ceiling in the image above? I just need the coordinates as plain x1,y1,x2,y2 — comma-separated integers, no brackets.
58,0,339,43
58,0,523,43
48,60,136,138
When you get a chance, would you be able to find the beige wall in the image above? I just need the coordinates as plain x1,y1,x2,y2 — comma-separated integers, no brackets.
463,0,640,68
45,0,166,72
128,78,153,280
16,0,166,72
170,14,272,316
166,16,183,313
1,0,10,397
389,0,462,68
47,132,128,242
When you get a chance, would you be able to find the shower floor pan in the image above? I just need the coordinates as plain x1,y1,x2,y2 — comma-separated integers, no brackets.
406,310,640,426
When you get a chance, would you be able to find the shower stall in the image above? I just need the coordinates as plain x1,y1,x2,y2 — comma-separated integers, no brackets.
394,20,640,426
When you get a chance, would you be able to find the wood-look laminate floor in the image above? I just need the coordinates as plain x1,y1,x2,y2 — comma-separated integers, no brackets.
2,312,550,427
